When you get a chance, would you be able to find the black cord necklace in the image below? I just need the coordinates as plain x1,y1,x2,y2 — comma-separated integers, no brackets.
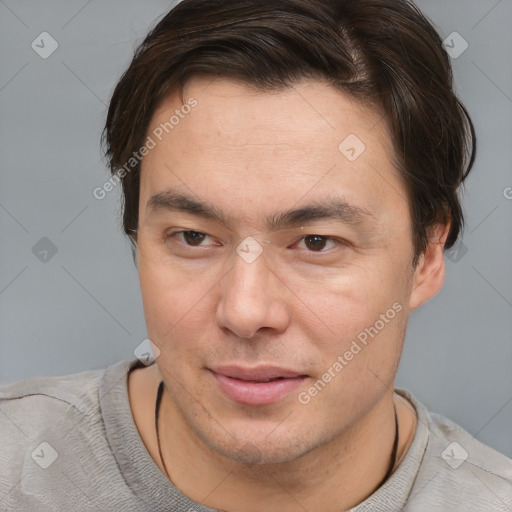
154,380,399,493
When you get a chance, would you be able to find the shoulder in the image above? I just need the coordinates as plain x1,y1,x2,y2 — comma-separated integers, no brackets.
0,364,109,434
402,390,512,511
0,360,133,510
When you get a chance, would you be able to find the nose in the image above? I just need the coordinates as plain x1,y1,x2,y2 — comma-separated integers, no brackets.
215,248,290,340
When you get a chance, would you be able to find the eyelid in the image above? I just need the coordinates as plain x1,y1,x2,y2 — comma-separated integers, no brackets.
292,235,346,253
166,229,347,254
166,230,220,247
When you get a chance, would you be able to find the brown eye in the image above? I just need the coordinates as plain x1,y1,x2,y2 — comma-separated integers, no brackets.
166,230,215,247
304,235,329,251
182,231,206,246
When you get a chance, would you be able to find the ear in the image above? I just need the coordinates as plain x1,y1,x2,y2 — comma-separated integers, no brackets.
409,220,451,311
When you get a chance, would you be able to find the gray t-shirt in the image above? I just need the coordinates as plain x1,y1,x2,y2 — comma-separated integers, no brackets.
1,358,511,511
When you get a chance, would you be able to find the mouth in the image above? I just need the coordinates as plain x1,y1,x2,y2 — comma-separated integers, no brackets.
208,365,309,406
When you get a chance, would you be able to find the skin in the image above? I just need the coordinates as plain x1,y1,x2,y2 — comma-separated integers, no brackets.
127,76,448,511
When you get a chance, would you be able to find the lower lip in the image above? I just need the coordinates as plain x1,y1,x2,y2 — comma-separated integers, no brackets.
211,371,307,405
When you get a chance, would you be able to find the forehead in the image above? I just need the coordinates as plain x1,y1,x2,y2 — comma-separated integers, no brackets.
150,76,392,152
140,76,407,229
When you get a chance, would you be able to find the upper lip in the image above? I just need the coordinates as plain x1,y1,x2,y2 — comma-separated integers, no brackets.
210,365,307,381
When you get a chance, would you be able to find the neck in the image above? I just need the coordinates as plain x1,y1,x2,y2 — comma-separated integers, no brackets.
156,387,408,512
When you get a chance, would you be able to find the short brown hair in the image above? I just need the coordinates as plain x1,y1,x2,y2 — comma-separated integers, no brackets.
103,0,476,268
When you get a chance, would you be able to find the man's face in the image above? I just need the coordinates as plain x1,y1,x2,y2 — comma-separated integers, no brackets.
136,76,421,464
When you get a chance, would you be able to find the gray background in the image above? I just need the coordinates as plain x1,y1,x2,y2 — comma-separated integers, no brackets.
0,0,511,459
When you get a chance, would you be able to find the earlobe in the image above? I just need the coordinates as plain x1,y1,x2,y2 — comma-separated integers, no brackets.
129,234,139,269
131,246,139,269
408,221,451,311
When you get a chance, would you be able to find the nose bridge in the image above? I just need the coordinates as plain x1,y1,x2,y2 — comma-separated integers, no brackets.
216,241,288,338
227,245,271,308
229,234,272,292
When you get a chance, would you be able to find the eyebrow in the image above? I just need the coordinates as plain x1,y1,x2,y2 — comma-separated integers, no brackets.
146,188,377,231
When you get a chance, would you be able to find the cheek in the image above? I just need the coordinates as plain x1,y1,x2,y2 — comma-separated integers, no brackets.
300,287,398,357
286,261,409,377
286,259,402,326
138,255,219,346
139,267,210,381
298,293,407,421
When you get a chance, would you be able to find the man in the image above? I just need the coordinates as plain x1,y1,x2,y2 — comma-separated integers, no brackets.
1,0,511,510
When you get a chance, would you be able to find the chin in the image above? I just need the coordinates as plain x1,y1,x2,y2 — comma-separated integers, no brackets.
193,421,323,466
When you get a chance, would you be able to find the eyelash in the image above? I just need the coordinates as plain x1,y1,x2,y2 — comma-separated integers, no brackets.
164,230,345,254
